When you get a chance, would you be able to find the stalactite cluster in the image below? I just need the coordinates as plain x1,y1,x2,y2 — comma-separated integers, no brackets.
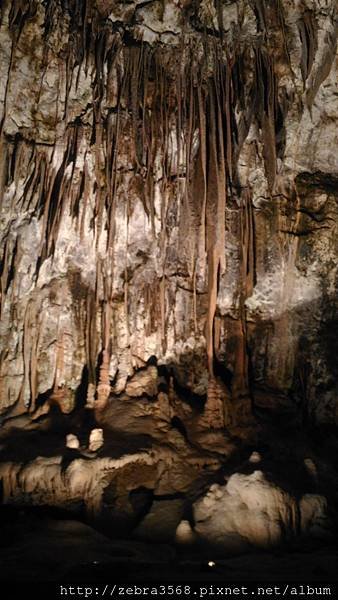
0,0,337,427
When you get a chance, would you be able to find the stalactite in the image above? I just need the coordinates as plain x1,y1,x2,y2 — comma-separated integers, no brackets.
85,289,98,408
298,11,318,85
192,259,198,334
185,67,201,339
205,74,226,377
224,57,233,179
96,258,112,409
147,113,156,236
0,239,13,319
255,48,277,192
176,54,182,182
20,299,39,412
51,328,65,406
205,88,217,376
215,67,226,276
124,188,131,349
306,23,337,109
94,123,105,249
197,84,207,275
232,188,255,399
107,64,126,249
159,177,170,352
8,0,37,39
28,309,40,413
160,275,166,353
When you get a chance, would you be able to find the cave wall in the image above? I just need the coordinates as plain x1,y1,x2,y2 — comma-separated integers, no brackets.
0,0,337,426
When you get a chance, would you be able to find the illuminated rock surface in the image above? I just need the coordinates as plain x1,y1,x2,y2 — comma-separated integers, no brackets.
192,471,331,551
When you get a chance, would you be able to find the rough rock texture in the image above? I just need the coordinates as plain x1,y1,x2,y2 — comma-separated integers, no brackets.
0,0,337,427
191,470,331,551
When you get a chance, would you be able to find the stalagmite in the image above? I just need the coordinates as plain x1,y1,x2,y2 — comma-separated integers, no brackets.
66,433,80,450
88,428,104,452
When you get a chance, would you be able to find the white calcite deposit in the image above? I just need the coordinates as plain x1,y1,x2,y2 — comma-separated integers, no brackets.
191,470,331,551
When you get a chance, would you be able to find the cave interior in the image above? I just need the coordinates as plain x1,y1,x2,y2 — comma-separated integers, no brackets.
0,0,337,583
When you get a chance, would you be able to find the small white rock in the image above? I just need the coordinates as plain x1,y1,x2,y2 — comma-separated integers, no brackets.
249,451,262,464
89,428,104,452
175,520,197,545
66,433,80,449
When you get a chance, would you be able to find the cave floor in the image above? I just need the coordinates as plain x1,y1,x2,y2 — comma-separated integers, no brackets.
0,508,337,582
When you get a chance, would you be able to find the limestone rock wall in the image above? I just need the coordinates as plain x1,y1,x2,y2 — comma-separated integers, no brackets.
0,0,337,425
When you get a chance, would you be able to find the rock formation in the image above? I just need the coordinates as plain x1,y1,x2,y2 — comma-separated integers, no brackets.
0,0,337,566
191,470,331,552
